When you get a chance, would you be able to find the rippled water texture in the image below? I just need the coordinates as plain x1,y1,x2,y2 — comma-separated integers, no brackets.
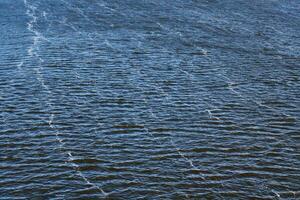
0,0,300,199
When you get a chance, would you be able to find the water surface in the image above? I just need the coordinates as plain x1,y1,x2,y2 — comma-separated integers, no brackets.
0,0,300,199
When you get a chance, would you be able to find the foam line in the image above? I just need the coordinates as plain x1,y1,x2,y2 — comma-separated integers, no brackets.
128,60,207,178
17,61,24,70
217,73,292,118
153,21,285,198
23,0,107,196
155,19,291,121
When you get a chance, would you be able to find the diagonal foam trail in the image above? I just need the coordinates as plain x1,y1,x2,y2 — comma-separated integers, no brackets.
62,34,182,152
23,0,107,196
88,36,200,176
153,19,285,198
156,18,292,122
128,60,207,179
131,30,220,120
217,72,293,119
159,19,293,120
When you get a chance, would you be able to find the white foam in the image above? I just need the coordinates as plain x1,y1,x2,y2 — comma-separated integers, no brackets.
218,73,292,118
272,190,281,199
206,109,220,120
130,60,207,175
42,11,47,18
17,61,24,70
24,0,106,195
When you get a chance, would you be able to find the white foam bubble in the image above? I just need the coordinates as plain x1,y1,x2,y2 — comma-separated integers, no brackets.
17,61,24,70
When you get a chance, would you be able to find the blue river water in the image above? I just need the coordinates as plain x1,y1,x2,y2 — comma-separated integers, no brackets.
0,0,299,199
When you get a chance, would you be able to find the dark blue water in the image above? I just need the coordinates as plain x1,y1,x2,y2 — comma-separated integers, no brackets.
0,0,300,199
